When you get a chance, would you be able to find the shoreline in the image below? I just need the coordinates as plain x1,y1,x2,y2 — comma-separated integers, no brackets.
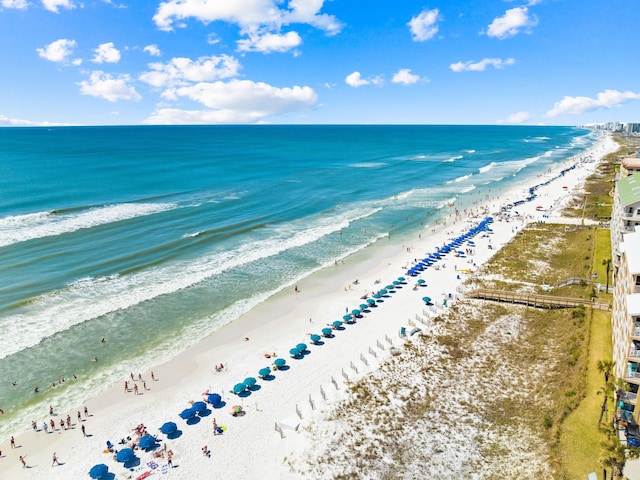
0,133,617,479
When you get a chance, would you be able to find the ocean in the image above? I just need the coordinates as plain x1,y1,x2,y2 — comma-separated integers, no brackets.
0,124,597,440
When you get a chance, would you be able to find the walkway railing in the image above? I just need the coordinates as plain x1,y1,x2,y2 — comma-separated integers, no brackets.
465,288,610,311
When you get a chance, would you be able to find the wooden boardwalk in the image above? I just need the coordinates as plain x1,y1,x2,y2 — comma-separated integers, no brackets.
465,288,611,311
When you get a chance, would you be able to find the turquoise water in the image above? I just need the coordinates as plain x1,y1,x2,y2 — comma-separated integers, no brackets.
0,125,597,440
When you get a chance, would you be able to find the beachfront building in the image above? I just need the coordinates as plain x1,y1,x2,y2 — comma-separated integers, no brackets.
611,227,640,422
612,173,640,268
621,155,640,177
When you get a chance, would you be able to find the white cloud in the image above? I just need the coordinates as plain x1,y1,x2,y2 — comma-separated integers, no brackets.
546,89,640,118
345,72,383,88
0,114,66,126
1,0,29,9
91,42,121,64
139,55,241,88
408,8,441,42
499,111,531,124
391,68,422,85
78,71,142,102
237,30,302,53
145,79,317,124
449,57,515,72
41,0,75,13
487,7,538,39
152,0,342,36
143,44,161,57
36,38,78,64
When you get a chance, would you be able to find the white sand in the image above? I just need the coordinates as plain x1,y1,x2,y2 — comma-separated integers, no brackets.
0,134,618,480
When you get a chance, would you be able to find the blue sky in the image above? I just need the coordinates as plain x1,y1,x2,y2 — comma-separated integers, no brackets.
0,0,638,126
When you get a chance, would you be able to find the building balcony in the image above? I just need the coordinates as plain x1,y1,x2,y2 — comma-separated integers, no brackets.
625,371,640,384
620,391,639,404
630,349,640,360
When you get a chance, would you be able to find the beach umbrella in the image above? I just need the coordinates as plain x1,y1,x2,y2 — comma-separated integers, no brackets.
373,293,382,299
243,377,257,389
296,343,307,352
379,289,388,295
289,347,301,357
207,393,222,405
342,314,352,321
116,448,135,463
332,320,343,328
398,277,405,282
89,464,109,479
258,367,271,378
160,421,177,435
310,334,321,344
322,327,333,336
274,358,286,369
392,280,401,285
385,285,395,290
367,298,376,305
192,401,207,413
233,383,246,394
231,405,243,415
359,303,368,310
139,434,157,450
422,296,432,303
417,279,426,285
180,407,196,420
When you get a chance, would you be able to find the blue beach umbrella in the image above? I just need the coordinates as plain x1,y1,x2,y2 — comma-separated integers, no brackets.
233,383,246,394
385,285,395,290
322,327,333,336
359,303,368,310
207,393,222,406
367,298,376,305
417,279,426,285
274,358,286,369
296,343,307,352
343,314,352,321
89,464,109,479
192,401,207,413
422,296,432,303
379,289,388,295
351,309,361,316
398,277,405,282
139,434,157,450
392,280,401,285
289,347,301,357
310,334,321,344
258,367,271,378
373,293,382,299
160,421,177,435
180,407,196,420
116,448,135,463
244,377,257,389
332,320,343,328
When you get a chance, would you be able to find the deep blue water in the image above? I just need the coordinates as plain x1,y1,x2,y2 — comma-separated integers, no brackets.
0,125,596,440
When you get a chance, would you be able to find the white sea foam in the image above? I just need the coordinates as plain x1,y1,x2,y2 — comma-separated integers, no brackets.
0,203,176,248
446,173,473,184
478,162,497,174
444,155,463,163
349,162,387,168
0,205,383,360
460,185,476,193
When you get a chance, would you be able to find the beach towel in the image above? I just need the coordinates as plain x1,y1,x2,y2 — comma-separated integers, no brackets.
161,464,169,475
147,461,159,470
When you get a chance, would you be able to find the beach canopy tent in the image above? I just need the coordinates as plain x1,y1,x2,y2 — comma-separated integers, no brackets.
192,401,207,413
207,393,222,406
233,383,247,394
116,448,135,463
244,377,257,389
160,422,178,435
258,367,272,378
180,407,197,420
274,358,286,369
89,463,109,479
321,327,333,337
310,334,321,344
139,434,157,450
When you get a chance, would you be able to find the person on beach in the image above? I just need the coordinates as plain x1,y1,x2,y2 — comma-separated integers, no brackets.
151,371,156,381
32,420,37,431
212,418,218,435
60,419,65,430
50,419,55,431
167,450,174,468
10,436,15,448
124,381,129,392
49,405,54,415
19,455,26,468
77,410,82,422
84,406,89,417
202,445,209,457
81,424,86,437
43,421,48,433
52,452,61,466
134,384,139,395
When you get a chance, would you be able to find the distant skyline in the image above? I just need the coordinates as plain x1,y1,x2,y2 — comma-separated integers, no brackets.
1,0,639,126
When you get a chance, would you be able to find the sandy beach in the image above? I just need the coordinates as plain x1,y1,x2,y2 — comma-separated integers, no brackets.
0,133,618,479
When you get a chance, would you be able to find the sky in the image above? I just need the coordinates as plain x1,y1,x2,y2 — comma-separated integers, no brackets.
0,0,638,126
